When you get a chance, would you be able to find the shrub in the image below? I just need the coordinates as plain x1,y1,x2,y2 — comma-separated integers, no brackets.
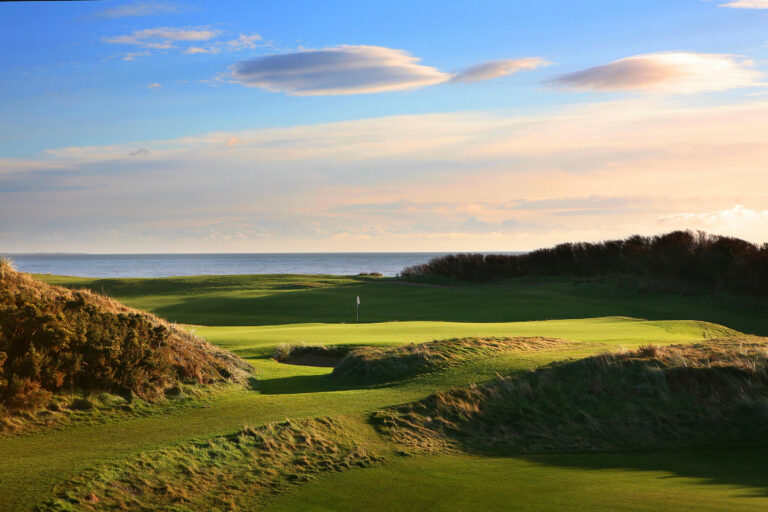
0,264,251,413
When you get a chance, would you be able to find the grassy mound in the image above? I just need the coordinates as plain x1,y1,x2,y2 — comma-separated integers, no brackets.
374,340,768,454
0,259,250,418
40,416,383,512
333,337,567,384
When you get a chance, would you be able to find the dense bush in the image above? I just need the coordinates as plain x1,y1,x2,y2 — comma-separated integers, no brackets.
0,259,249,412
401,230,768,295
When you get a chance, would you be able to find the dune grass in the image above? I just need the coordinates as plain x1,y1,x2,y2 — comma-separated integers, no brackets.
374,340,768,454
40,416,383,512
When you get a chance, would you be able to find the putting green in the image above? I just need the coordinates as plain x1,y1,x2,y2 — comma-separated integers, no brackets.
195,316,734,359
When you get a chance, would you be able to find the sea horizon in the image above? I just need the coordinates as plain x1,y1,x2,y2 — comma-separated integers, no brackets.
1,252,522,279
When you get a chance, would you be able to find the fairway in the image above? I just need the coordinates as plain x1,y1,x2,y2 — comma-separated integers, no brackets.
265,450,768,512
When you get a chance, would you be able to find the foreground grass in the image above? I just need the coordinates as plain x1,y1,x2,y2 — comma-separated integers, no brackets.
265,450,768,512
0,317,724,512
2,272,763,512
41,416,383,512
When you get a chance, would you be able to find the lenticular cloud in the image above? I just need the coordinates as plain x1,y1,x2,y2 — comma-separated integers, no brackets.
551,52,762,94
231,45,450,96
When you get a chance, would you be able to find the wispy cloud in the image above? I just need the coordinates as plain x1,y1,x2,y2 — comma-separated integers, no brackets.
231,46,545,95
551,52,763,94
184,34,264,54
93,1,190,19
719,0,768,8
5,99,768,251
102,27,264,59
102,27,220,49
450,58,549,83
147,83,162,89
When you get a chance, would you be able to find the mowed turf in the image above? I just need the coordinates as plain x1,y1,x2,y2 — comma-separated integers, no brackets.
38,273,768,334
3,272,765,511
194,317,734,359
264,450,768,512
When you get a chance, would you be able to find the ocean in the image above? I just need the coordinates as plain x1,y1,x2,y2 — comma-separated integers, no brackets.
1,253,460,278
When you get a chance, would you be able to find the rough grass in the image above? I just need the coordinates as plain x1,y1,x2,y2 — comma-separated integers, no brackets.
39,416,383,512
0,260,250,428
333,337,569,384
374,339,768,454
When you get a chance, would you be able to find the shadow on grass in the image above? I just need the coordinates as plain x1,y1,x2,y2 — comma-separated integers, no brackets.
521,445,768,498
249,374,362,395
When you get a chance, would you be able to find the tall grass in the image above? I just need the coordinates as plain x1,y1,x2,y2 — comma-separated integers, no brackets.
333,337,567,384
374,339,768,454
39,416,382,511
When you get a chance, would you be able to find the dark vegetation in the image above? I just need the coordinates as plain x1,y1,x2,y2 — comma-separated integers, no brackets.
40,416,382,512
374,340,768,454
401,230,768,296
0,259,249,417
333,337,567,384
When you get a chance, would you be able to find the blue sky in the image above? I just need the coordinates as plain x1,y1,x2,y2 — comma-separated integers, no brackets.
1,0,768,252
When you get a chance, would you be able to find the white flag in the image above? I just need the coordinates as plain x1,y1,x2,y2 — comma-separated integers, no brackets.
356,296,360,305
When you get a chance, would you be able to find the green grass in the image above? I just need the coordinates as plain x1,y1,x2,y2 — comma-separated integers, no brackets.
2,272,765,511
37,274,768,334
264,450,768,512
0,317,722,512
194,317,735,360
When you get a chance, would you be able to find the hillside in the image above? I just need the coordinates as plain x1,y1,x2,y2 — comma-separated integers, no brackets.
332,337,568,384
0,259,250,420
374,340,768,454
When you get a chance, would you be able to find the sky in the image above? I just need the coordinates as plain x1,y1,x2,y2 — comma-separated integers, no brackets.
1,0,768,253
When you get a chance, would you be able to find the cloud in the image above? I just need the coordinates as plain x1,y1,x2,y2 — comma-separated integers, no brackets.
6,99,768,251
102,27,220,49
93,1,189,18
231,46,546,95
230,45,450,95
147,83,162,89
551,52,763,93
719,0,768,8
451,57,549,83
183,34,263,54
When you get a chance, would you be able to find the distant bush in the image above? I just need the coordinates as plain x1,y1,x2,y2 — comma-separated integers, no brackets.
400,230,768,295
0,259,250,413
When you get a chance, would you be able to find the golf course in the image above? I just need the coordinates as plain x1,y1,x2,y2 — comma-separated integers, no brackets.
2,268,767,511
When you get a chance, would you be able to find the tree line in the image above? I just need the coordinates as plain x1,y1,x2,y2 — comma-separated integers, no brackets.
401,231,768,295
